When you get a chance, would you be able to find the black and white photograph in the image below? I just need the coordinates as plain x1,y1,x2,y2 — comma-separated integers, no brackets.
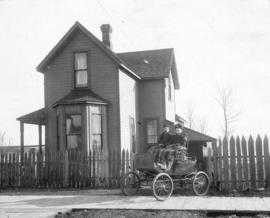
0,0,270,217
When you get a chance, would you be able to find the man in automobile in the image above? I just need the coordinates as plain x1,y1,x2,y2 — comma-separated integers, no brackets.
152,124,172,167
157,124,172,146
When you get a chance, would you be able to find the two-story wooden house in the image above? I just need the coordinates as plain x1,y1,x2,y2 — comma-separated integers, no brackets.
17,22,214,161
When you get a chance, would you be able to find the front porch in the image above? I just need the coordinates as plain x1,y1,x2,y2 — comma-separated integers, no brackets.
16,108,45,159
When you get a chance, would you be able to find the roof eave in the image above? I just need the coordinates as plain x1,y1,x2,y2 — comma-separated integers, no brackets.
53,101,109,108
170,51,180,90
183,127,217,142
140,76,167,81
36,22,80,73
119,64,141,80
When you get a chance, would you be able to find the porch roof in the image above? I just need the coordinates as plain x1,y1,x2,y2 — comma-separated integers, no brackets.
183,127,216,142
53,88,109,107
17,108,45,125
175,114,187,124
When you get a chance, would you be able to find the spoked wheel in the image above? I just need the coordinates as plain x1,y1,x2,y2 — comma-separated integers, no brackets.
192,171,210,196
120,172,140,196
152,173,173,201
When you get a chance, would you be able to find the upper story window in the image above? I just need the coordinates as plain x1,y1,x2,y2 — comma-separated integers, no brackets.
74,52,88,88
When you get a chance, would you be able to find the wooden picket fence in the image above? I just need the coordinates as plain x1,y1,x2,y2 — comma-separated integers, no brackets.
0,149,134,189
212,135,270,191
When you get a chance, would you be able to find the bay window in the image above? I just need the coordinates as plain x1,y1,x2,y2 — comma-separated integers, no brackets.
66,114,82,150
91,106,103,151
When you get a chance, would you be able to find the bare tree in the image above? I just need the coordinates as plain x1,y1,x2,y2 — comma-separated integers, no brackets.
0,131,13,146
0,131,5,146
215,87,241,138
198,118,207,134
186,104,195,129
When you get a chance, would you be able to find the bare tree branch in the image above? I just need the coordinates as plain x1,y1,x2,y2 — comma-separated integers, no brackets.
186,104,195,129
215,87,241,138
0,131,13,146
198,118,208,134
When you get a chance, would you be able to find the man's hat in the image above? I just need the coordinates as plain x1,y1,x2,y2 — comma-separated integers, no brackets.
163,123,169,128
175,123,183,129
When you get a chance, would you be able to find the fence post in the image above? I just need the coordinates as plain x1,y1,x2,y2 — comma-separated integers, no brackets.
126,150,130,174
264,135,270,188
230,136,237,191
116,150,120,187
121,149,125,178
248,136,256,189
217,138,223,190
236,136,243,190
212,140,218,187
103,150,109,188
223,137,229,191
242,136,249,189
15,153,19,187
89,150,92,187
256,135,264,188
64,150,69,187
206,147,212,184
93,150,96,188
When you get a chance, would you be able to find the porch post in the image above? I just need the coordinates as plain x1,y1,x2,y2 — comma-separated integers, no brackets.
38,124,42,153
20,121,24,162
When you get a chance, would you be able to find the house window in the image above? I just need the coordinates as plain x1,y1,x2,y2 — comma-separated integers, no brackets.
66,114,82,150
56,115,60,151
168,75,172,100
146,119,158,144
74,52,88,88
91,106,102,151
129,116,135,153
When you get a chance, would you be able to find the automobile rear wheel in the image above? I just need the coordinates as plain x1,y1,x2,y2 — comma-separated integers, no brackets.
120,172,140,196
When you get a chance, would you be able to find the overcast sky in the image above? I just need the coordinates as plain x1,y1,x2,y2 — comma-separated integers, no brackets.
0,0,270,145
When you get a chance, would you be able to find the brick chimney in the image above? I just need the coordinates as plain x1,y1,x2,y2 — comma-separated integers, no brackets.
100,24,112,49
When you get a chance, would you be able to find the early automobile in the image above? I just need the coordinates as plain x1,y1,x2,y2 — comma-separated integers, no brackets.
120,146,210,201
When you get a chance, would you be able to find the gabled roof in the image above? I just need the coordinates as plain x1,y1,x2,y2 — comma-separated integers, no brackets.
53,89,109,107
17,108,45,125
36,22,140,79
36,22,179,88
118,48,180,89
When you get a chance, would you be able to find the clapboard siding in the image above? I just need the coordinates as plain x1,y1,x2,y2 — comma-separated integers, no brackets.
119,70,137,152
137,80,165,152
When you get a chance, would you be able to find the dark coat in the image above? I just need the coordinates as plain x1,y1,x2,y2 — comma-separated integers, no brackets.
170,133,188,147
158,132,172,146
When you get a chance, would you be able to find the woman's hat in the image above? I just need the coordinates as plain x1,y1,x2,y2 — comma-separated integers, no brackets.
175,123,183,129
